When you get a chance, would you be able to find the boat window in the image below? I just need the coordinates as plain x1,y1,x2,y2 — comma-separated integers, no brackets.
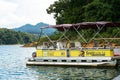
52,60,57,62
81,60,87,62
92,60,97,62
102,60,108,62
71,60,76,62
43,60,49,62
62,60,67,62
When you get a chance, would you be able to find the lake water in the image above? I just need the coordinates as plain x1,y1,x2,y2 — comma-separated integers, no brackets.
0,45,120,80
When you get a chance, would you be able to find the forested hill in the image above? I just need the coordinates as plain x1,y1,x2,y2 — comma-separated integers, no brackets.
0,28,38,45
13,22,56,34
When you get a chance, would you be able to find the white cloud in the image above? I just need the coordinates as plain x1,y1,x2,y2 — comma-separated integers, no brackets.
0,0,17,19
0,0,57,28
0,0,17,12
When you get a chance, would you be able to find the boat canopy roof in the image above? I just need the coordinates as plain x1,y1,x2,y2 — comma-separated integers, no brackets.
41,22,120,31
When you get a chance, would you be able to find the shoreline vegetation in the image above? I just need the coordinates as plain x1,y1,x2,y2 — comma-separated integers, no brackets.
0,28,38,45
23,42,38,47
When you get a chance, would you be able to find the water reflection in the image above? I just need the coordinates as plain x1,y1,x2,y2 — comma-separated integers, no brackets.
0,45,120,80
27,66,120,80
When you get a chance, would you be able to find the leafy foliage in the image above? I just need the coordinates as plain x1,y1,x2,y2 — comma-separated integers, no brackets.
47,0,120,24
0,28,38,45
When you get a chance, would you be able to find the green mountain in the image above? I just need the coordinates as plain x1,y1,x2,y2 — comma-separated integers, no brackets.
13,22,56,35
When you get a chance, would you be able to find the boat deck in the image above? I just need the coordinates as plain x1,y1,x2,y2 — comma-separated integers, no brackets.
26,57,116,67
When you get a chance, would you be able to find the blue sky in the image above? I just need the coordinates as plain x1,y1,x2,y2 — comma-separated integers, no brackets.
0,0,57,28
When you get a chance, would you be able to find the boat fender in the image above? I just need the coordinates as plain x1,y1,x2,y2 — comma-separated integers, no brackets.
32,52,36,58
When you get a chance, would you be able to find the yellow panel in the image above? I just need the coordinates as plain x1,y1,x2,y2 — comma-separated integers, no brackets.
37,50,66,57
36,49,113,57
41,50,66,57
42,50,49,57
36,49,43,57
70,50,81,57
84,49,113,57
54,50,66,57
48,50,54,57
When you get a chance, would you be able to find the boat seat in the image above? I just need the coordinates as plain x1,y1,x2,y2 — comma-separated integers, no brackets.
56,42,66,49
75,42,81,48
70,43,75,48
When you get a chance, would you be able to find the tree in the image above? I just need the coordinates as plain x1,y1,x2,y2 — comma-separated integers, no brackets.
111,0,120,21
47,0,120,24
83,0,113,21
0,28,38,45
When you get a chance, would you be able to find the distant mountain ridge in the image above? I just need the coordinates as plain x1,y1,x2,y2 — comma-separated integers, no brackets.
13,22,56,34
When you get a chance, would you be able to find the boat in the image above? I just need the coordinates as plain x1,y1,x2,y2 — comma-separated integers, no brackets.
26,22,120,67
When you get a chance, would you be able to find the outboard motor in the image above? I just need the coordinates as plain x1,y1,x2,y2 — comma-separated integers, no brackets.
32,52,36,58
28,52,36,61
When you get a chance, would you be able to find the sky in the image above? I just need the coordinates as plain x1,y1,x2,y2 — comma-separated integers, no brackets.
0,0,57,29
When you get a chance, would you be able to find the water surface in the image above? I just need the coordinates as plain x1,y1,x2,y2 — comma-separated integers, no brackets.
0,45,120,80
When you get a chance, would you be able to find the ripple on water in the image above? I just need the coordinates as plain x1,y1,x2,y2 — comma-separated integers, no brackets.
0,45,120,80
